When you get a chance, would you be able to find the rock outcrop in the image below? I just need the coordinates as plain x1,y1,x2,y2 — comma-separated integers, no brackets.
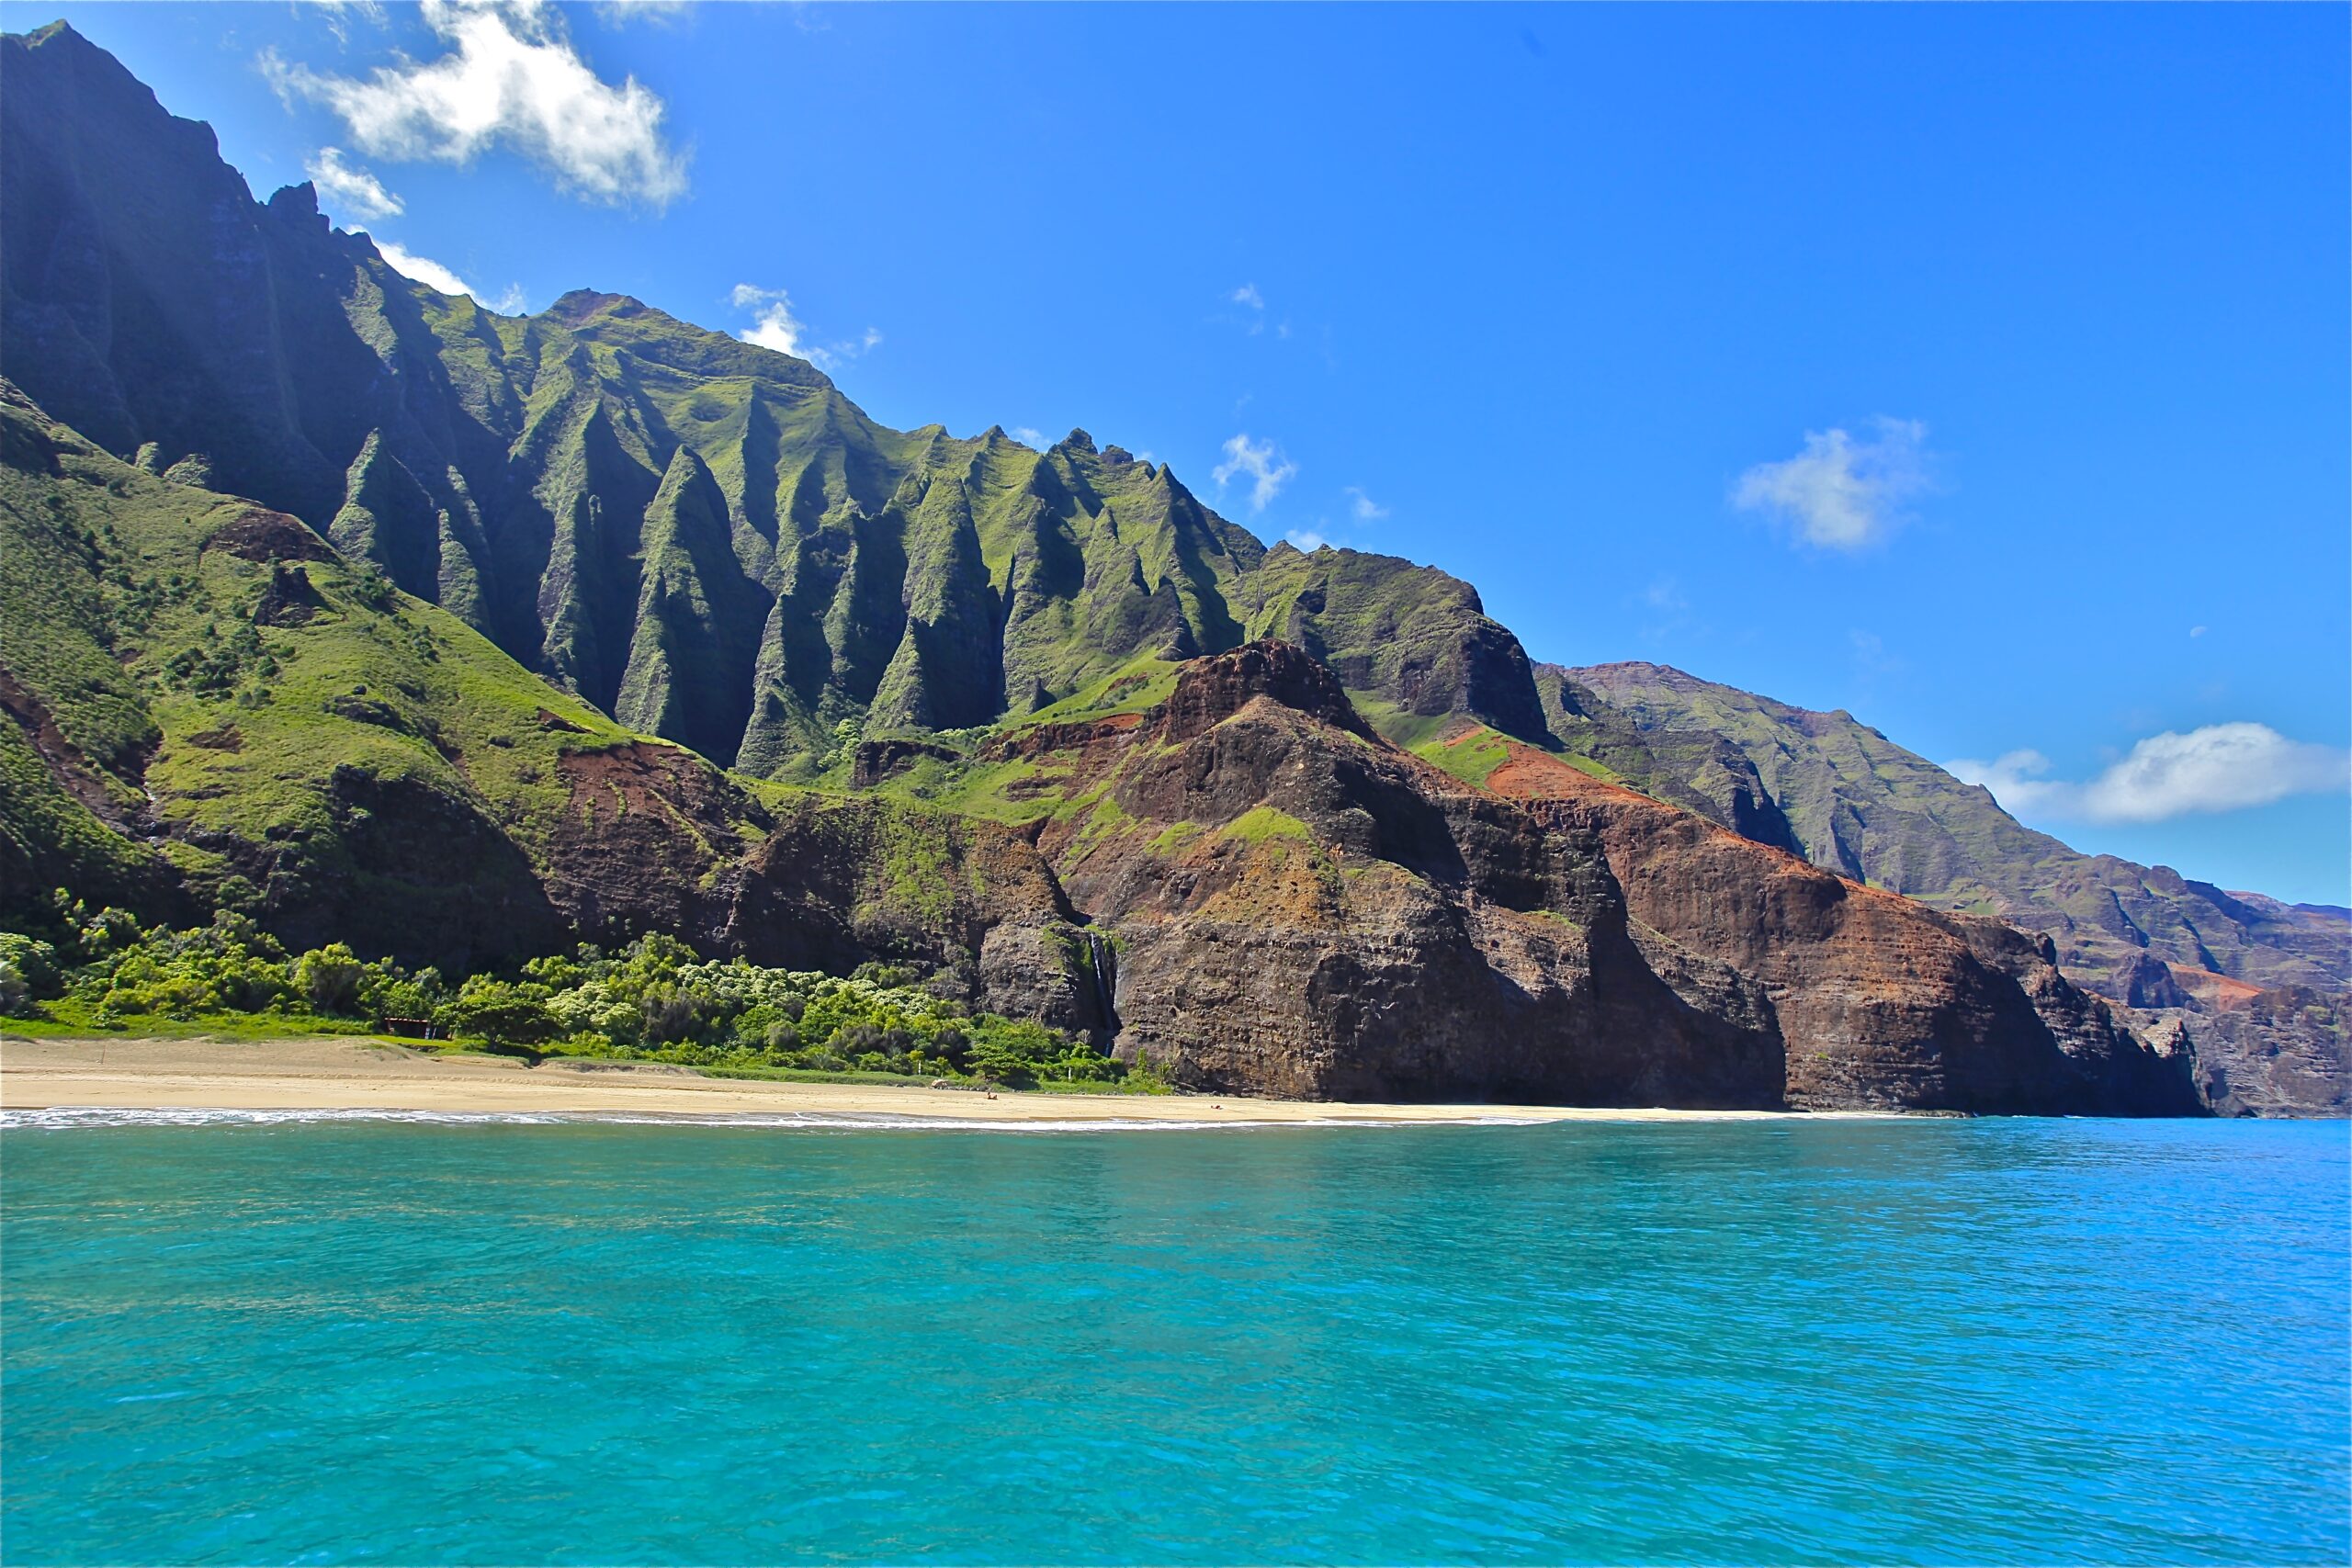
1478,740,2197,1115
944,643,2198,1113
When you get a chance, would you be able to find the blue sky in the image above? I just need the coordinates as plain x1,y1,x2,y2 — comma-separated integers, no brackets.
14,1,2348,903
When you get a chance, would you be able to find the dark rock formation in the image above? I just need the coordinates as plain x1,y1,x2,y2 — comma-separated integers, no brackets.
2149,981,2348,1119
849,737,964,788
1476,739,2200,1115
975,643,2197,1113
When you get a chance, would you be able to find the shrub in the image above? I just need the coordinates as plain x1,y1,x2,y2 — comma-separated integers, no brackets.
347,565,397,611
293,943,366,1015
77,905,143,955
25,896,1148,1091
639,984,703,1044
0,933,60,999
368,964,448,1021
442,977,556,1047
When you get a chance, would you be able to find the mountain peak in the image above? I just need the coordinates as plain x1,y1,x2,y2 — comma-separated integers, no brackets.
546,288,645,323
1568,659,1709,693
6,15,204,152
1158,639,1378,744
266,181,328,234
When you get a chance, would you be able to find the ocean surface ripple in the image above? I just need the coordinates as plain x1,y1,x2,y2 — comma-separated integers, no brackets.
3,1117,2344,1565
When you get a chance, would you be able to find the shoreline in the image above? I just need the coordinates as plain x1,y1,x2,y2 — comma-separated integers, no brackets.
0,1035,1860,1126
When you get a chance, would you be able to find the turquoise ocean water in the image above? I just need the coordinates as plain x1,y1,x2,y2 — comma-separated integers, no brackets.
2,1112,2345,1565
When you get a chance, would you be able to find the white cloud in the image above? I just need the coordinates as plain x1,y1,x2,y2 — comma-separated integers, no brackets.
1213,433,1295,512
1849,627,1905,678
307,0,389,45
1227,283,1272,336
374,238,474,297
1949,723,2350,824
370,238,526,313
1343,485,1386,522
1951,749,2068,815
1733,416,1931,550
305,145,404,220
728,284,876,368
1285,529,1330,552
1009,427,1046,448
730,282,809,357
266,0,687,208
1635,574,1697,640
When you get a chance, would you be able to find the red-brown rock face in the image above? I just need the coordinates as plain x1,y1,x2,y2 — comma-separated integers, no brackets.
1483,744,2190,1112
1002,642,2199,1113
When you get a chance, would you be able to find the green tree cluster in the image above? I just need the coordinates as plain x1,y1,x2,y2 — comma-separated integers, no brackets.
1,891,1157,1091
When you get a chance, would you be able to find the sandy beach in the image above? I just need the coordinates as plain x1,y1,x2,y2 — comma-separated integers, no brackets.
0,1034,1829,1124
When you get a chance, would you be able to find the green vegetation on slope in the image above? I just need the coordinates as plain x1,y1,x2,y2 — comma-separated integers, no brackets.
0,896,1159,1091
0,389,641,950
1407,724,1514,791
0,21,1554,776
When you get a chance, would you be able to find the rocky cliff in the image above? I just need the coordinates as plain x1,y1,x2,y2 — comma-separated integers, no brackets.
865,644,2197,1113
1545,660,2348,1114
1,386,2195,1112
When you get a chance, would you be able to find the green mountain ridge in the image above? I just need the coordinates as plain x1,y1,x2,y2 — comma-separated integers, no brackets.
2,382,2204,1115
0,381,1114,1021
0,19,1548,777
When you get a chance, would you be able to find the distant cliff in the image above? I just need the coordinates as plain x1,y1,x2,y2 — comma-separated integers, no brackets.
1541,660,2347,1114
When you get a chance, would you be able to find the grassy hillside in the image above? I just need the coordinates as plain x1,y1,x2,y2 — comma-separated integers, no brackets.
0,387,1103,1037
0,382,633,953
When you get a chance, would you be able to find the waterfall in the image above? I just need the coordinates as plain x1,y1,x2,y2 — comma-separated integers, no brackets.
1084,930,1120,1050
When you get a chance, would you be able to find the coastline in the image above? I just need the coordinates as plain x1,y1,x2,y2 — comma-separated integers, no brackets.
0,1035,1851,1125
